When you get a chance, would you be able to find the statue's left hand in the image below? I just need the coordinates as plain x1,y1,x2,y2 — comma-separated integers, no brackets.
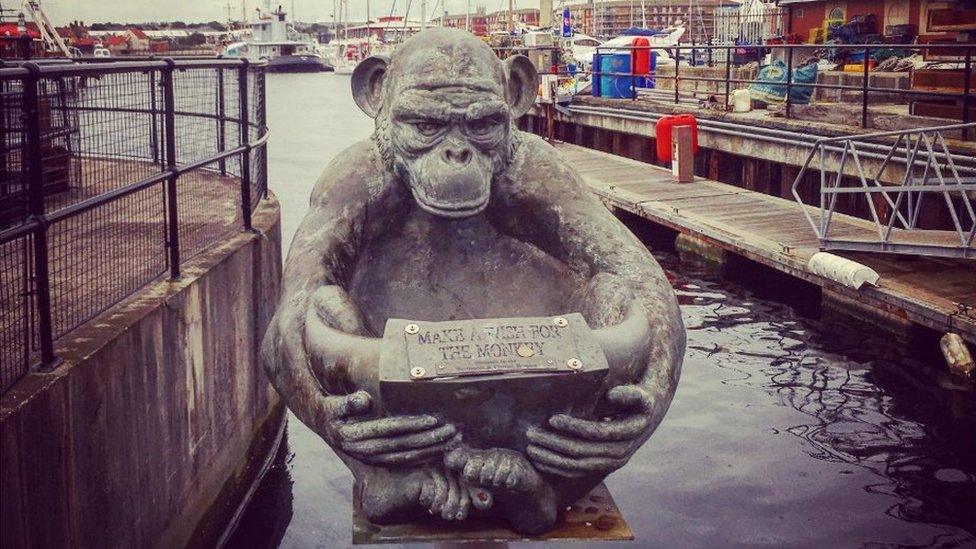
525,384,653,478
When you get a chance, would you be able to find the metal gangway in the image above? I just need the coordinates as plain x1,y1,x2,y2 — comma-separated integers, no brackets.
791,123,976,259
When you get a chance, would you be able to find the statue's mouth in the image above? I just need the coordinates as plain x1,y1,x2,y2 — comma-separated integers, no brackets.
410,187,490,218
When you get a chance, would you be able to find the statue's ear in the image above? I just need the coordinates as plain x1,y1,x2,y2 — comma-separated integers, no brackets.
351,55,389,118
504,55,537,118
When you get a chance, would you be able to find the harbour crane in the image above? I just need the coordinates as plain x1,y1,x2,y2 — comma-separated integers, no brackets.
19,0,72,57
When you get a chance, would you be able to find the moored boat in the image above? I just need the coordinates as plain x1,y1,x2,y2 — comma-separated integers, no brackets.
222,5,331,72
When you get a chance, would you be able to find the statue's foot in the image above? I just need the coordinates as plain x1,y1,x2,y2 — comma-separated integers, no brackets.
417,466,472,521
445,447,543,495
444,447,557,535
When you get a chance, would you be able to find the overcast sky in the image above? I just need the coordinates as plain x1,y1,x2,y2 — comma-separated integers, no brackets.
48,0,555,25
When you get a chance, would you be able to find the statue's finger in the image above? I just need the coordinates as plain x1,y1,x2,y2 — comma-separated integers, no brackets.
418,469,435,507
444,446,470,471
479,453,499,485
429,466,448,515
337,415,439,441
370,443,450,467
606,385,650,410
533,461,587,478
456,482,471,520
549,413,649,441
526,426,632,458
527,444,622,473
442,473,461,520
342,424,457,455
492,455,512,486
505,461,522,487
463,455,484,483
325,391,372,420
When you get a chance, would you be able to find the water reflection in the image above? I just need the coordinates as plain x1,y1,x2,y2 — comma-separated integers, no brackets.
662,253,975,544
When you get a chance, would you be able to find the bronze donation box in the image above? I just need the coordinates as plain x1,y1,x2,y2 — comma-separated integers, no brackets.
378,315,611,451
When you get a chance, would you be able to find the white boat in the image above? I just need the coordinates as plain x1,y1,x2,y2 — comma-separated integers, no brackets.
567,33,603,70
323,39,372,74
600,25,686,67
222,5,330,72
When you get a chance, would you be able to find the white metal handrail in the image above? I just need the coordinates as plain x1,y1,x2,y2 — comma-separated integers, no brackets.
791,123,976,259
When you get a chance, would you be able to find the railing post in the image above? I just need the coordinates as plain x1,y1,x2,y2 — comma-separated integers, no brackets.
963,47,972,141
257,66,268,198
149,69,159,164
707,38,712,67
161,58,181,279
217,67,226,175
238,60,253,231
861,46,870,129
22,64,56,368
631,44,637,101
674,45,680,105
785,45,794,119
724,44,732,111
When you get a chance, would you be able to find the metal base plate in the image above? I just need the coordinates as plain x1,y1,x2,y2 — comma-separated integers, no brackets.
352,483,634,545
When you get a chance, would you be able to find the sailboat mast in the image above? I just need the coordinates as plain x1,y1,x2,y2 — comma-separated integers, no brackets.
508,0,514,32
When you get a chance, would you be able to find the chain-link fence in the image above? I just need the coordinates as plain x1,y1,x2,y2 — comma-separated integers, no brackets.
0,58,269,394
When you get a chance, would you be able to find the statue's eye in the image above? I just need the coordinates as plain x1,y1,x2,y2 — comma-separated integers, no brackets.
468,117,502,135
413,121,444,137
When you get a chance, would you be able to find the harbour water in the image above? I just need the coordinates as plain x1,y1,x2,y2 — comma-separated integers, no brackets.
228,73,975,548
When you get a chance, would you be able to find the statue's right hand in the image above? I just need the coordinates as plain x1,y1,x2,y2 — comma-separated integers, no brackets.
329,390,460,467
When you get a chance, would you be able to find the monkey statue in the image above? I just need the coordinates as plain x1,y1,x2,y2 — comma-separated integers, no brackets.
261,28,685,535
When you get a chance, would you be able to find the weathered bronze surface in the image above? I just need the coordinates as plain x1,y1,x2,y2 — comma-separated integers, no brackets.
260,26,685,536
352,482,633,545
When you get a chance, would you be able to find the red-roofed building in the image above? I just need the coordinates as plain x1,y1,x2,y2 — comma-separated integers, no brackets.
0,23,41,59
72,36,96,54
0,23,40,38
125,28,149,51
103,34,129,53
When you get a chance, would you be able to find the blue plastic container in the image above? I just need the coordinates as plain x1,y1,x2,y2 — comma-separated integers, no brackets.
599,53,634,98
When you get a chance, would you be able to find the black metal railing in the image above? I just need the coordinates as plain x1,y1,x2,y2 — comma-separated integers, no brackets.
516,42,973,139
0,58,269,394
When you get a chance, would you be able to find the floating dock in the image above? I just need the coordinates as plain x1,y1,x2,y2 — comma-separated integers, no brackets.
556,142,976,343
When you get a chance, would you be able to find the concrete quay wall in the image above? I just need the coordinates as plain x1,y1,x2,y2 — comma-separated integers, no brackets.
0,195,283,548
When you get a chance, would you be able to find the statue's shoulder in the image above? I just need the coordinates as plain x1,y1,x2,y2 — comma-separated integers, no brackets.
311,138,389,202
510,131,579,178
320,138,384,182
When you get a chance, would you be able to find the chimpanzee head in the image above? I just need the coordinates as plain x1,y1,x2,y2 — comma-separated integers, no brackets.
351,27,537,218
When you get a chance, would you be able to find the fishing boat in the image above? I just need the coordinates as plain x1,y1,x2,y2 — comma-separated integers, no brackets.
223,4,331,73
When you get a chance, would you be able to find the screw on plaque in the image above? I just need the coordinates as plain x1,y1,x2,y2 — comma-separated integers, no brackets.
553,317,568,327
516,344,535,357
566,358,583,371
404,323,420,334
410,366,426,378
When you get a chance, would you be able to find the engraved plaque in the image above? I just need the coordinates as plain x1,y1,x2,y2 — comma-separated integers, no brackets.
377,314,610,450
395,315,598,379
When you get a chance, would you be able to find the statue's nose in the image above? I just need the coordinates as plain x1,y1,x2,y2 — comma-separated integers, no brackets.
442,145,472,166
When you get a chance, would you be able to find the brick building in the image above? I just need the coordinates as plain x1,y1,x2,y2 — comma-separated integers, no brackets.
485,8,541,32
560,0,729,41
778,0,971,43
433,7,489,35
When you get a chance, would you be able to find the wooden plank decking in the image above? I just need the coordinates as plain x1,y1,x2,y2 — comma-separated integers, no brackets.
556,142,976,343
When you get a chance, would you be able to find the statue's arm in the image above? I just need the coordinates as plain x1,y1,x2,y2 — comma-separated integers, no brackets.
261,143,388,439
491,135,685,476
262,142,458,466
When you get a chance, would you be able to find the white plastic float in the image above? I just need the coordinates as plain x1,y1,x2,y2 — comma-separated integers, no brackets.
807,252,880,290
